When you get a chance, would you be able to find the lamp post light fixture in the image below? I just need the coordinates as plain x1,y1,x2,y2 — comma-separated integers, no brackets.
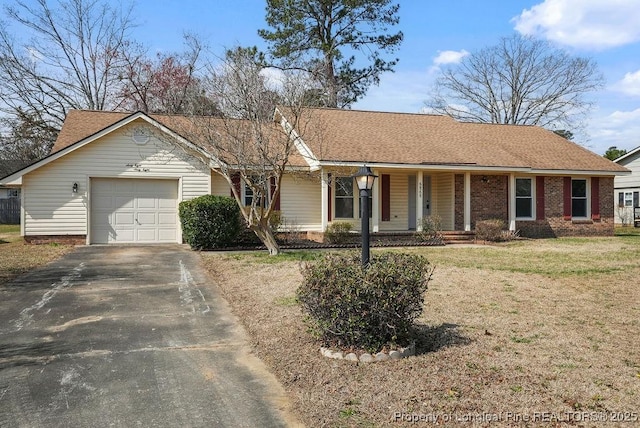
353,165,377,267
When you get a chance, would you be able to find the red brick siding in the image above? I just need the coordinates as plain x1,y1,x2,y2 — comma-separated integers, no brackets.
453,175,615,237
516,176,614,237
470,174,509,228
25,235,86,245
454,174,464,230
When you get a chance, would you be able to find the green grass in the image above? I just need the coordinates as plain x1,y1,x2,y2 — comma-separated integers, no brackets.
398,237,640,278
0,224,19,234
227,249,323,264
615,225,640,236
223,236,640,279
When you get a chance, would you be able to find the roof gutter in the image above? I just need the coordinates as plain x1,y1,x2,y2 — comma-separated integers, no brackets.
317,161,630,176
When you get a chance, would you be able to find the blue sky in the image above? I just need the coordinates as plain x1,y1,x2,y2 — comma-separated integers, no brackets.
8,0,640,155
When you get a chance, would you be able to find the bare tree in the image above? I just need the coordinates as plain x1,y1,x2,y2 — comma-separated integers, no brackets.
427,34,604,131
118,34,220,115
0,109,58,163
0,0,137,132
177,47,317,255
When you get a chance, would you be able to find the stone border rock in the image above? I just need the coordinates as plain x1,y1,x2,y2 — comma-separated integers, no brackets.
320,342,415,363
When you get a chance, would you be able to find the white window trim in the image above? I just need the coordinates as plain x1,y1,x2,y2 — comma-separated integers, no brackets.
571,177,590,219
333,176,356,219
242,179,270,207
624,191,633,207
515,177,536,221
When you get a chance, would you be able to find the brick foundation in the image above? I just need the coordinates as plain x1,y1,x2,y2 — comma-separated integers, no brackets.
24,235,86,245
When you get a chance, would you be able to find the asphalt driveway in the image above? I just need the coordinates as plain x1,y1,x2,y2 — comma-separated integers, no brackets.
0,245,298,427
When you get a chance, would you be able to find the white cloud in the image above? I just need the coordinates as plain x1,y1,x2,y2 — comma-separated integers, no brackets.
588,108,640,153
615,70,640,96
353,70,435,113
512,0,640,50
433,50,469,66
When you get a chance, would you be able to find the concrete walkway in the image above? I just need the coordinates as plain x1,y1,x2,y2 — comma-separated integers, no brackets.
0,245,300,427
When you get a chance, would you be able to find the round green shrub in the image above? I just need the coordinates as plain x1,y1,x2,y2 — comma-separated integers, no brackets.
324,221,353,244
297,252,432,352
179,195,242,250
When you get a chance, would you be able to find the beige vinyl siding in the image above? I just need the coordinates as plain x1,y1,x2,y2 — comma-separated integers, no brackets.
211,172,231,197
280,173,322,231
23,120,210,236
615,154,640,189
614,155,640,224
433,172,455,230
379,172,408,231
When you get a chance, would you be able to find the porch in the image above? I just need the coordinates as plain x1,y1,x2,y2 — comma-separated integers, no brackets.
319,169,518,234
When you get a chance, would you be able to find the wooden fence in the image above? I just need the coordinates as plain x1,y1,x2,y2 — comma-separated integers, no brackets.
0,198,20,224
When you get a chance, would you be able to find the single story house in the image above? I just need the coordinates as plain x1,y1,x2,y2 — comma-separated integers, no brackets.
613,146,640,225
0,108,629,244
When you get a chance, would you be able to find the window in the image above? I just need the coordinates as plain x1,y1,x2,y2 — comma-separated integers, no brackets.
515,178,533,219
571,179,588,218
334,177,354,218
243,177,269,207
243,183,255,206
624,191,633,207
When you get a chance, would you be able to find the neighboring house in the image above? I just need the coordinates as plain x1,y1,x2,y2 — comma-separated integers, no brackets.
0,159,28,199
0,160,27,224
0,108,629,244
613,146,640,225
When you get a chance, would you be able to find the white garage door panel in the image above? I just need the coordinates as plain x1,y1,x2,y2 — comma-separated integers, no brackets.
115,196,135,208
158,213,176,224
91,178,179,244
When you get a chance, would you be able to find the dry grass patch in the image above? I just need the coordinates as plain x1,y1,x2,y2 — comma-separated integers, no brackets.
0,225,74,284
200,238,640,427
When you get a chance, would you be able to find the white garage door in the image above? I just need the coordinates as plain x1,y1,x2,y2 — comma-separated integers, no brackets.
90,178,179,244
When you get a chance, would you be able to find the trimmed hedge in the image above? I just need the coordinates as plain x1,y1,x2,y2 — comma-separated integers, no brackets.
179,195,242,249
297,252,432,352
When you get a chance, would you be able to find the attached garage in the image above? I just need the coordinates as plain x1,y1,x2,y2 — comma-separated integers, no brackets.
90,178,179,244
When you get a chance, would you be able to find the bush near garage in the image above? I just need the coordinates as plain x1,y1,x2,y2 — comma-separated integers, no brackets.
297,252,432,352
179,195,242,249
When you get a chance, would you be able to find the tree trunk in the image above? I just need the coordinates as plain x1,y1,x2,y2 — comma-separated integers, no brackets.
324,53,338,108
250,223,280,255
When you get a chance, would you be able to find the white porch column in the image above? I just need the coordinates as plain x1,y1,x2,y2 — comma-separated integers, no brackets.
321,169,329,232
417,171,424,231
508,173,516,231
464,172,471,231
372,169,380,232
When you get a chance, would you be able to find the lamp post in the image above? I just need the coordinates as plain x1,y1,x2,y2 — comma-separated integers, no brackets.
353,165,377,267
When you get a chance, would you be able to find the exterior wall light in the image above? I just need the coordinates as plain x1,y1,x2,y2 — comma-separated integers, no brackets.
72,182,78,193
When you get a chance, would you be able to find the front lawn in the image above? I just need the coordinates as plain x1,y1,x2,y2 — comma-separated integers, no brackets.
0,225,74,284
200,238,640,427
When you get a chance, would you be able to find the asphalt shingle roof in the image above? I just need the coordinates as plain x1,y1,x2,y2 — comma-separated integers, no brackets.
51,108,628,173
